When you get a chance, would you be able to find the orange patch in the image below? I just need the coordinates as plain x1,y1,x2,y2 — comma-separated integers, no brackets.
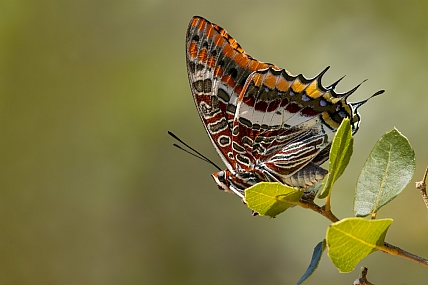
214,34,224,47
291,79,306,93
234,85,243,95
256,62,269,70
252,73,263,86
198,48,208,63
234,53,250,67
305,81,323,98
219,28,228,37
207,56,216,68
197,18,206,31
322,112,340,129
263,72,277,89
322,93,332,101
276,76,290,92
226,34,245,53
221,75,236,87
214,66,223,77
190,17,199,27
248,60,260,71
206,25,215,38
188,42,198,58
223,44,235,58
229,37,238,48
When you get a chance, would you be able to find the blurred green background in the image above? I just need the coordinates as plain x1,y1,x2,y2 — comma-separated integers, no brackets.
1,1,428,284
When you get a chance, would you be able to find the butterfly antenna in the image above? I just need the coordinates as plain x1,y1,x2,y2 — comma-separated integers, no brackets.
168,131,222,171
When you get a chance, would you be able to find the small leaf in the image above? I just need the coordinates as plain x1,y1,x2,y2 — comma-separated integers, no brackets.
296,240,326,285
354,128,415,217
327,218,393,273
318,118,354,198
244,182,303,217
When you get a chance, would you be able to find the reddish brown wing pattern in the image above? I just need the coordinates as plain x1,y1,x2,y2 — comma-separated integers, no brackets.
229,64,378,188
186,16,275,171
231,68,335,187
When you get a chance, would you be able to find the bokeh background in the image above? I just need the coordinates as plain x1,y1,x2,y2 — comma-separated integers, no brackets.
1,1,428,284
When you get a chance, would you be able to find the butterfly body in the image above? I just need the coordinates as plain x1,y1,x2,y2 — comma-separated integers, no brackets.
186,16,383,198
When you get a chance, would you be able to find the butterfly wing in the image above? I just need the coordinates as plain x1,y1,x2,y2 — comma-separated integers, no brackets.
186,16,382,190
232,67,360,187
186,16,275,171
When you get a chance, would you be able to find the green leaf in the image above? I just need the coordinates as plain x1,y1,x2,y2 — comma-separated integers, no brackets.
318,118,354,198
296,240,326,285
244,182,303,217
326,218,393,273
354,128,415,217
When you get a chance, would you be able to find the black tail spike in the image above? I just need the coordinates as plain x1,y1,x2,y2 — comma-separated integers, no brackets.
341,79,368,99
168,131,222,171
316,66,330,80
351,89,385,110
315,66,330,89
327,75,346,90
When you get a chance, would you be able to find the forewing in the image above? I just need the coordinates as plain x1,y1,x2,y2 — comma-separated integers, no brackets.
186,16,274,170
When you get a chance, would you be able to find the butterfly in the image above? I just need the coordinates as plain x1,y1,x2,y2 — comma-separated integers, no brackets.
186,16,384,198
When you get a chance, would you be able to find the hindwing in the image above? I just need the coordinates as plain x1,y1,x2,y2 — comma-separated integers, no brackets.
232,67,360,187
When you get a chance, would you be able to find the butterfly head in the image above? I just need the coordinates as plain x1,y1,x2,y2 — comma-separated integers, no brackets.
212,170,258,199
212,170,230,192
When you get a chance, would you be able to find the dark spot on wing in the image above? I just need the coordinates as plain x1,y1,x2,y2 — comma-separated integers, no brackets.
229,67,238,79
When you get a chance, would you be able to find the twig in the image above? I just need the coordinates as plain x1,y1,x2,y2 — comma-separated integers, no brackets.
354,267,374,285
415,167,428,209
380,242,428,268
297,200,339,222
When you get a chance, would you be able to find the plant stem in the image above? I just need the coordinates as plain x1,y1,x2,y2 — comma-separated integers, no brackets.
298,201,339,222
325,193,331,213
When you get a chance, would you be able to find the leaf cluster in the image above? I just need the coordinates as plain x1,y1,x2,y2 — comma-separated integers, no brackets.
244,119,417,283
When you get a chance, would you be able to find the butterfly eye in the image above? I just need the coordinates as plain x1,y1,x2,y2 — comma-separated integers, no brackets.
213,171,229,192
217,171,226,183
